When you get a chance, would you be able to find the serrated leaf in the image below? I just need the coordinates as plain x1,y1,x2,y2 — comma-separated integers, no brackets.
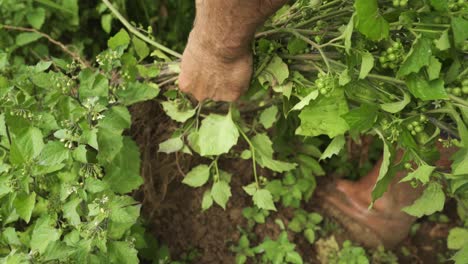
320,135,345,160
253,189,276,211
38,141,69,166
427,56,442,81
211,181,231,209
402,182,445,217
30,215,61,254
117,82,159,105
359,52,374,79
434,30,450,51
182,165,210,187
342,104,378,133
290,90,319,112
258,55,289,86
197,113,239,156
63,198,81,227
448,228,468,250
354,0,389,41
371,131,392,203
452,245,468,264
108,241,139,264
97,106,131,163
451,148,468,176
251,133,296,172
14,192,36,223
400,164,435,184
161,100,196,123
10,127,44,165
16,32,42,46
158,137,184,154
406,74,448,101
259,105,278,129
451,17,468,47
380,91,410,113
398,38,432,77
108,29,130,49
287,38,308,55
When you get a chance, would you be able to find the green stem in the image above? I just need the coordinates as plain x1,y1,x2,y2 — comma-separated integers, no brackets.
295,9,350,28
449,95,468,108
287,29,331,71
236,124,259,188
102,0,182,58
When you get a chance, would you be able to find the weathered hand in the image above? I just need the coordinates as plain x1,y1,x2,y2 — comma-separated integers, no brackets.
179,0,288,102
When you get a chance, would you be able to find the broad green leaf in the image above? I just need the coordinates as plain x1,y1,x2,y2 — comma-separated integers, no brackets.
452,148,468,176
287,38,307,55
34,61,52,72
108,29,130,50
359,52,374,79
258,55,289,86
197,113,239,156
97,106,131,163
290,90,319,112
285,251,303,264
354,0,389,41
101,14,113,33
452,245,468,264
342,104,378,133
296,88,349,138
380,91,410,113
429,0,448,11
202,190,213,211
259,105,278,129
406,74,448,101
108,241,139,264
448,228,468,250
38,141,69,166
132,37,150,60
161,100,196,123
251,133,297,172
451,17,468,47
16,32,42,46
3,227,21,246
104,137,143,194
402,182,445,217
63,198,81,227
427,56,442,81
253,189,276,211
397,38,432,77
400,164,435,184
343,15,354,54
371,131,392,203
14,192,36,223
117,82,159,105
320,135,345,160
108,197,140,239
158,137,184,154
78,69,108,100
10,127,44,165
339,69,351,86
30,215,61,254
0,113,6,137
211,181,231,209
27,8,46,29
434,30,450,51
182,165,210,187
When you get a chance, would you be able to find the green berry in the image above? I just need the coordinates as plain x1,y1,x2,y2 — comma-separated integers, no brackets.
404,163,412,169
387,47,394,53
411,121,419,126
420,115,427,122
415,126,423,133
379,57,387,63
462,86,468,94
388,54,396,61
407,124,414,130
320,88,328,94
453,87,462,96
462,79,468,86
411,130,417,136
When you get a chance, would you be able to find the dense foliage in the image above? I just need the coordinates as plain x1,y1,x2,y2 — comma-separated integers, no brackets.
0,0,467,263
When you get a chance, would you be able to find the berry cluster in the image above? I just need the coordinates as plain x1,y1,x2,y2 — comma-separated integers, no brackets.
406,115,428,136
315,72,337,95
393,0,408,7
446,79,468,96
448,0,467,11
379,41,404,70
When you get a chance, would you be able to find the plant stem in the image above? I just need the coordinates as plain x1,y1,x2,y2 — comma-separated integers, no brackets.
102,0,182,59
236,124,259,188
449,95,468,108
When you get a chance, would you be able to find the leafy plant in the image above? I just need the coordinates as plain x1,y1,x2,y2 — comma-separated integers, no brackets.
288,209,323,244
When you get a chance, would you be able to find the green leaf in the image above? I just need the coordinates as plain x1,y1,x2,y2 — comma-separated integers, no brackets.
400,164,435,184
402,182,445,217
211,181,231,209
343,15,354,54
14,192,36,223
354,0,389,41
16,32,42,46
258,55,289,86
117,82,159,105
108,241,139,264
182,165,211,187
359,52,374,79
104,137,143,194
197,113,239,156
251,133,297,172
320,135,345,160
101,14,113,33
10,127,44,165
371,131,392,203
259,105,278,129
397,38,432,77
296,88,349,138
63,198,81,227
30,215,61,254
342,104,378,133
38,141,69,166
427,56,442,81
451,17,468,47
287,38,308,55
253,189,276,211
406,74,448,101
158,137,184,154
108,197,140,239
285,251,303,264
202,190,213,211
429,0,448,11
339,69,351,86
452,245,468,264
434,30,450,51
108,29,130,50
132,37,150,60
290,90,319,112
78,69,109,100
380,91,410,113
27,8,46,29
448,228,468,250
452,148,468,176
97,106,131,163
161,100,196,123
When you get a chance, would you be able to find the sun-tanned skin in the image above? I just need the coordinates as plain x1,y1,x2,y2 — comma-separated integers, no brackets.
179,1,457,248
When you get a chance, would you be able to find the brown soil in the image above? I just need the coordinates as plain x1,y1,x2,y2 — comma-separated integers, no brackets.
129,101,458,264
